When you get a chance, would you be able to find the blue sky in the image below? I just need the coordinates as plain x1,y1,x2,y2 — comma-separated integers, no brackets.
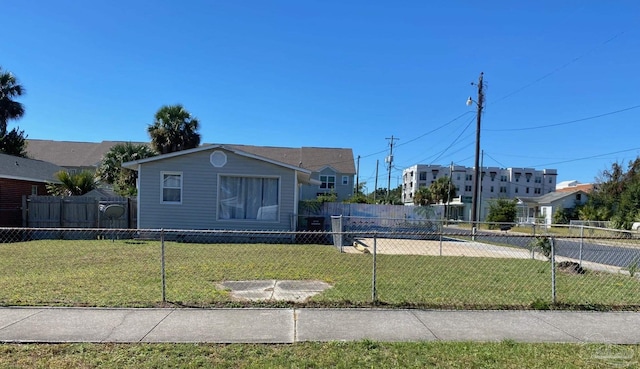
3,1,639,190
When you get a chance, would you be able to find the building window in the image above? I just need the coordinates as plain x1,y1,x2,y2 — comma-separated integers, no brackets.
342,176,349,185
465,174,472,181
219,176,279,220
320,175,335,189
535,177,542,183
576,193,582,201
31,185,38,195
515,187,519,193
499,186,507,193
526,187,530,194
161,172,182,203
419,172,427,181
534,188,541,194
500,175,507,182
490,186,494,193
465,185,472,192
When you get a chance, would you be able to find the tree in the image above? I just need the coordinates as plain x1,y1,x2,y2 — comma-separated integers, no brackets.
148,104,201,154
47,171,98,196
96,142,157,196
553,205,581,225
0,126,27,157
485,198,517,228
429,176,456,204
0,67,28,157
584,158,640,229
413,187,432,206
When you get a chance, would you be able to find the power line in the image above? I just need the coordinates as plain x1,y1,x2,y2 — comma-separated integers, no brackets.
485,104,640,132
530,147,640,168
491,31,625,106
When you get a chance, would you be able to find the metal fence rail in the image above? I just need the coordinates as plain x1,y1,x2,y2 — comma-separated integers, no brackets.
0,223,639,310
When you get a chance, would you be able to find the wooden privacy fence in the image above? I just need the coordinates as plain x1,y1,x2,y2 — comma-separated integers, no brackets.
26,196,137,228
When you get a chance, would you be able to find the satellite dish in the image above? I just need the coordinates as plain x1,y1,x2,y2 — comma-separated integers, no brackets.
103,204,125,219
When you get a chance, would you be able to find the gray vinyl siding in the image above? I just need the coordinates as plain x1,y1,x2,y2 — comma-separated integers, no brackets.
299,168,354,201
137,148,296,230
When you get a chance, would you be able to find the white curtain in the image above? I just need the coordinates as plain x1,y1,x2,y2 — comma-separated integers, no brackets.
219,177,278,220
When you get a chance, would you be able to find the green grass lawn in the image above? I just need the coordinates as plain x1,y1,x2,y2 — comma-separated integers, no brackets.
1,239,639,309
0,341,638,368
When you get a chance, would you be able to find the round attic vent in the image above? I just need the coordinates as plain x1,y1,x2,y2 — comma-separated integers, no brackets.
210,150,227,167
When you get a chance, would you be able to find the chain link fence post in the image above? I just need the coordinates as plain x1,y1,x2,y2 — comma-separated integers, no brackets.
579,225,584,267
161,228,166,304
550,236,556,305
372,232,377,304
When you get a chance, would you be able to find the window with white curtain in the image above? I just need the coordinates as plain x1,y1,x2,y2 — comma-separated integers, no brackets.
161,172,182,203
218,176,279,220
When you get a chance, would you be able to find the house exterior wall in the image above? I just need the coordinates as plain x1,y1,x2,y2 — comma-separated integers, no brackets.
299,167,353,201
0,178,47,226
136,148,297,230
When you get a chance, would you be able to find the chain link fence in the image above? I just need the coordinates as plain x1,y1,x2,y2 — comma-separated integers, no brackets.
1,220,639,310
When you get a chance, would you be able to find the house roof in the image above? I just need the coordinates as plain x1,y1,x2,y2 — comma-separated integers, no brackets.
26,139,356,174
121,144,323,185
26,139,148,168
0,153,63,183
555,183,594,193
518,190,587,205
226,145,356,174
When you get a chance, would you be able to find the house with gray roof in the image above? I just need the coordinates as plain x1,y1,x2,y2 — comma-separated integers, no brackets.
518,190,588,225
26,139,147,174
26,139,356,202
122,144,347,231
0,153,62,226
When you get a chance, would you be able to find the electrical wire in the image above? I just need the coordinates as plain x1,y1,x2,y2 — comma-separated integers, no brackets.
485,104,640,132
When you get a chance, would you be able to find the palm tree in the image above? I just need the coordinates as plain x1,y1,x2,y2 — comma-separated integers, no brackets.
148,105,201,154
0,67,27,157
97,142,157,196
0,67,25,134
47,171,98,196
429,176,456,204
413,187,432,206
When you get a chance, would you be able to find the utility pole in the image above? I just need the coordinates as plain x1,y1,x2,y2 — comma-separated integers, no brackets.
385,135,399,203
374,159,379,202
470,72,485,231
356,155,360,194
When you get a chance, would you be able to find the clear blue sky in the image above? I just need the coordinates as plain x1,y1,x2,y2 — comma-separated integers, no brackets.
4,1,639,190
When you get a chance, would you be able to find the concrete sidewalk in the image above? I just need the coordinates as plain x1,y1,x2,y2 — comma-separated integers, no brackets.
1,307,640,344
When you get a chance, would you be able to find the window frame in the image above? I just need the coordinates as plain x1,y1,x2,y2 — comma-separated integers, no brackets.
319,175,336,189
217,174,281,222
342,175,349,185
161,171,183,204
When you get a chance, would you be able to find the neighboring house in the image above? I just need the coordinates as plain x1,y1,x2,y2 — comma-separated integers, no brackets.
225,145,356,201
122,144,332,231
26,139,147,174
0,153,62,226
26,140,356,202
517,190,589,225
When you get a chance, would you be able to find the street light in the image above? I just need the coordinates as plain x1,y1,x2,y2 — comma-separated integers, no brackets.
467,72,484,233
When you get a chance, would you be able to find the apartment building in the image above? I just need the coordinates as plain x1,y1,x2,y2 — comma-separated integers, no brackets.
402,164,557,220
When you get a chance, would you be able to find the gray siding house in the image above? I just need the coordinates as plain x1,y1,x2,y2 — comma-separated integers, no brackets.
225,145,356,201
122,145,320,230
